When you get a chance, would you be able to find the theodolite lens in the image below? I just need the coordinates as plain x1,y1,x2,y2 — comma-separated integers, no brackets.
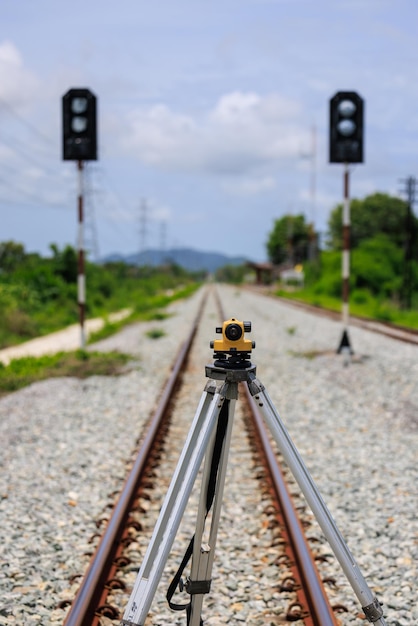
225,323,243,341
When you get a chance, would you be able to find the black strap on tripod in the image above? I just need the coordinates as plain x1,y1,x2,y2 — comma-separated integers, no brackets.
166,400,230,624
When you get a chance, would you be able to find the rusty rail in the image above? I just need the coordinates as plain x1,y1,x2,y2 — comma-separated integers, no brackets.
244,388,338,625
214,289,338,625
271,289,418,346
64,286,340,625
63,290,208,626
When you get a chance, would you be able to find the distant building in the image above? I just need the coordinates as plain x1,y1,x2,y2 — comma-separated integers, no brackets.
279,265,305,286
247,261,304,287
246,261,278,285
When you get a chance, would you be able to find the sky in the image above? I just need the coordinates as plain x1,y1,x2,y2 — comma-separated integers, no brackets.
1,0,418,263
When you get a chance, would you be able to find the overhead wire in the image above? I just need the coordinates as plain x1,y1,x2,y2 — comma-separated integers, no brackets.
0,130,60,178
0,97,55,148
0,95,142,256
0,95,74,213
91,164,140,252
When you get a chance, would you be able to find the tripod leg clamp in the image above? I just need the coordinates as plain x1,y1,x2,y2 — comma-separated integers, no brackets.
185,576,211,595
363,597,384,622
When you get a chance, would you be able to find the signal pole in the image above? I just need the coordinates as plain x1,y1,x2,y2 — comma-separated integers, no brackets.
62,87,98,349
338,163,352,355
77,160,86,348
329,91,364,361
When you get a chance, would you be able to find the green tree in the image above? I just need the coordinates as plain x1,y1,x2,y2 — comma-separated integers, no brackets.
50,243,78,283
0,241,26,273
0,239,201,347
215,264,247,284
266,214,311,265
351,234,403,297
326,192,413,251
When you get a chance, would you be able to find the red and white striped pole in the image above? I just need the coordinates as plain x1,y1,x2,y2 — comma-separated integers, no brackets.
337,162,352,356
77,160,86,349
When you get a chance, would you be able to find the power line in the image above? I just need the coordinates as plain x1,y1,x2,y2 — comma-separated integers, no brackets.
0,129,59,177
86,165,139,252
139,197,148,262
0,97,55,148
83,163,100,261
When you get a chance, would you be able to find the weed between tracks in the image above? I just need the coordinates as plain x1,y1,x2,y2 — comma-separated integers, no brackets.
288,349,333,360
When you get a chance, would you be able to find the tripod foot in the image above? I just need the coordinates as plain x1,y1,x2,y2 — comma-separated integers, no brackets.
337,329,354,355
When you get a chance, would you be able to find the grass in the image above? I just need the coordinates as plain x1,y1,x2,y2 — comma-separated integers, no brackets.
0,350,134,397
276,287,418,330
0,284,200,396
0,277,201,350
288,349,333,360
88,311,171,344
145,328,166,339
87,285,196,344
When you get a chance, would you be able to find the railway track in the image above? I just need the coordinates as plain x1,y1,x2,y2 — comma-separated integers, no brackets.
267,290,418,347
61,285,391,626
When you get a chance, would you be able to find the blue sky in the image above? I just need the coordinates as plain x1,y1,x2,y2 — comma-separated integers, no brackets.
1,0,417,262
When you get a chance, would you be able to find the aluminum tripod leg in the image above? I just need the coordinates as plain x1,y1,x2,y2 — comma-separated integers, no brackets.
186,391,237,626
247,375,387,625
121,379,225,626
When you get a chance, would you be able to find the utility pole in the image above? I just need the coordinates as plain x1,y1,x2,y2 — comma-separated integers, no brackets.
83,163,100,261
309,124,317,262
299,125,317,262
399,176,417,309
160,220,167,260
139,198,148,265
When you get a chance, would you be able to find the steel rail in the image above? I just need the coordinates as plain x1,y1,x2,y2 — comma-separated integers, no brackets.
246,286,418,346
244,388,339,625
63,289,208,626
214,290,338,625
274,292,418,346
65,286,339,625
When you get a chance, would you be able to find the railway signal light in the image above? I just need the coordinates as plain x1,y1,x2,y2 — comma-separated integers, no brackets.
329,91,364,163
62,88,97,161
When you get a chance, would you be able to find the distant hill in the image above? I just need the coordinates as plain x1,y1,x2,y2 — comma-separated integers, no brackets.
99,247,249,273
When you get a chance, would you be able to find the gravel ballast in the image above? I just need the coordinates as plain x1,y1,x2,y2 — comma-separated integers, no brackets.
0,292,203,625
0,285,417,626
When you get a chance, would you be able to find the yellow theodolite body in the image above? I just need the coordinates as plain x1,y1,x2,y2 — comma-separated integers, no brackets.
211,318,254,353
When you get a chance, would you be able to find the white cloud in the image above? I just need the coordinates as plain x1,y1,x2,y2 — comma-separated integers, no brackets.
222,175,276,196
211,91,298,125
0,40,39,105
118,91,307,181
0,143,14,160
0,40,21,65
23,166,45,181
149,201,172,223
